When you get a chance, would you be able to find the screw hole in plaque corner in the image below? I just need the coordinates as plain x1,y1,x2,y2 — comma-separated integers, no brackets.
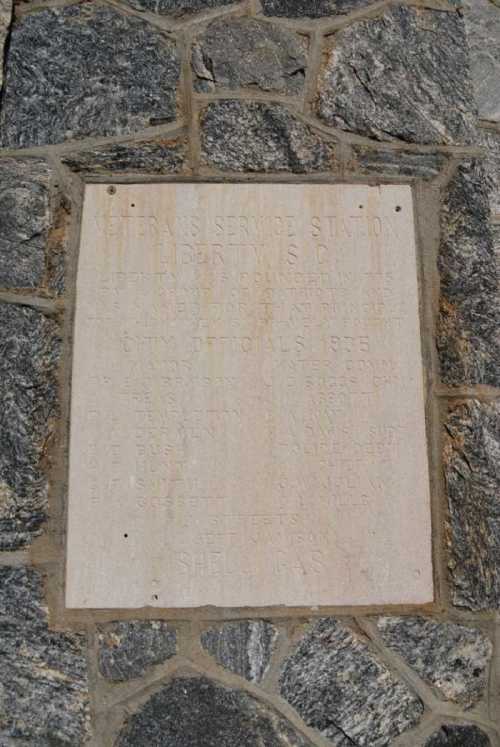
123,533,128,538
395,205,402,212
107,185,116,196
359,204,364,209
130,203,135,208
152,593,159,601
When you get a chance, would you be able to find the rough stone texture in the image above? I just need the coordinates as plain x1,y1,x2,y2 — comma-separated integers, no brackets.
201,101,336,172
0,4,180,148
0,303,60,550
261,0,370,17
121,0,238,15
444,400,500,610
62,137,186,175
376,617,492,708
438,160,500,386
118,676,314,746
192,19,306,94
0,0,12,90
201,621,277,683
352,147,446,180
425,724,492,747
0,566,90,744
279,618,423,746
480,128,500,214
493,223,500,276
0,159,51,289
317,7,476,145
98,621,176,681
462,0,500,122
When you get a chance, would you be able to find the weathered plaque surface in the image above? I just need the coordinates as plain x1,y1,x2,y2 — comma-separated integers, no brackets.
66,183,433,608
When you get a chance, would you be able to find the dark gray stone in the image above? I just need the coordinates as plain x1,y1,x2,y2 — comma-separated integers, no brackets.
444,400,500,610
425,724,491,747
480,128,500,214
438,160,500,386
0,5,180,148
121,0,239,15
317,7,476,145
376,617,492,708
463,0,500,122
352,147,446,180
201,100,337,172
192,18,306,94
0,0,12,90
118,676,314,746
0,303,60,550
98,621,176,681
62,136,186,175
261,0,370,17
201,620,277,683
493,223,500,276
0,566,90,744
0,159,51,289
279,618,423,747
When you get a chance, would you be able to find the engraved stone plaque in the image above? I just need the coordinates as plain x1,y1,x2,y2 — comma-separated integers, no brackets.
66,183,433,608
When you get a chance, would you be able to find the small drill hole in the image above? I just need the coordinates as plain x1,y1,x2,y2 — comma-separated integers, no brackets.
395,205,402,212
107,185,116,195
131,203,135,207
359,204,364,209
123,533,128,538
153,594,159,600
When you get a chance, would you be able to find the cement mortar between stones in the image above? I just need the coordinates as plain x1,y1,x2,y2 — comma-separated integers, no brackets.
0,0,498,745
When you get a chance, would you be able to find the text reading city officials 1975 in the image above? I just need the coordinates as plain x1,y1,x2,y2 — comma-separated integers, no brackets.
66,183,433,609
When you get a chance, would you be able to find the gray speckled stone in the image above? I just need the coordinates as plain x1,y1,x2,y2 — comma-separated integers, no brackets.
0,303,60,550
192,18,306,94
261,0,370,17
480,128,500,214
201,100,337,172
438,161,500,386
0,159,51,289
98,621,176,681
118,676,314,746
0,0,12,90
121,0,239,15
0,566,90,744
62,136,186,175
201,621,277,683
376,617,492,708
279,618,423,747
317,7,476,145
463,0,500,122
444,400,500,610
425,724,491,747
0,5,180,148
352,147,446,180
493,223,500,276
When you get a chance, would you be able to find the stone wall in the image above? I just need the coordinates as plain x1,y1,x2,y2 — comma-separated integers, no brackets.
0,0,499,744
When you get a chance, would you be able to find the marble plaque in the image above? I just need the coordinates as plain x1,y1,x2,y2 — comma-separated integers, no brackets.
66,183,433,609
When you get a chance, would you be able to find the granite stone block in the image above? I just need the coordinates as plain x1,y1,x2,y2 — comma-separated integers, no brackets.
261,0,371,17
444,400,500,610
480,128,500,215
98,621,177,681
192,18,306,94
121,0,239,15
438,161,500,386
0,5,180,147
62,136,186,175
118,676,314,746
0,303,60,549
352,147,446,180
0,566,90,744
279,618,423,746
462,0,500,122
425,724,491,747
0,158,51,289
317,7,476,145
201,620,277,682
377,617,492,708
201,100,336,172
